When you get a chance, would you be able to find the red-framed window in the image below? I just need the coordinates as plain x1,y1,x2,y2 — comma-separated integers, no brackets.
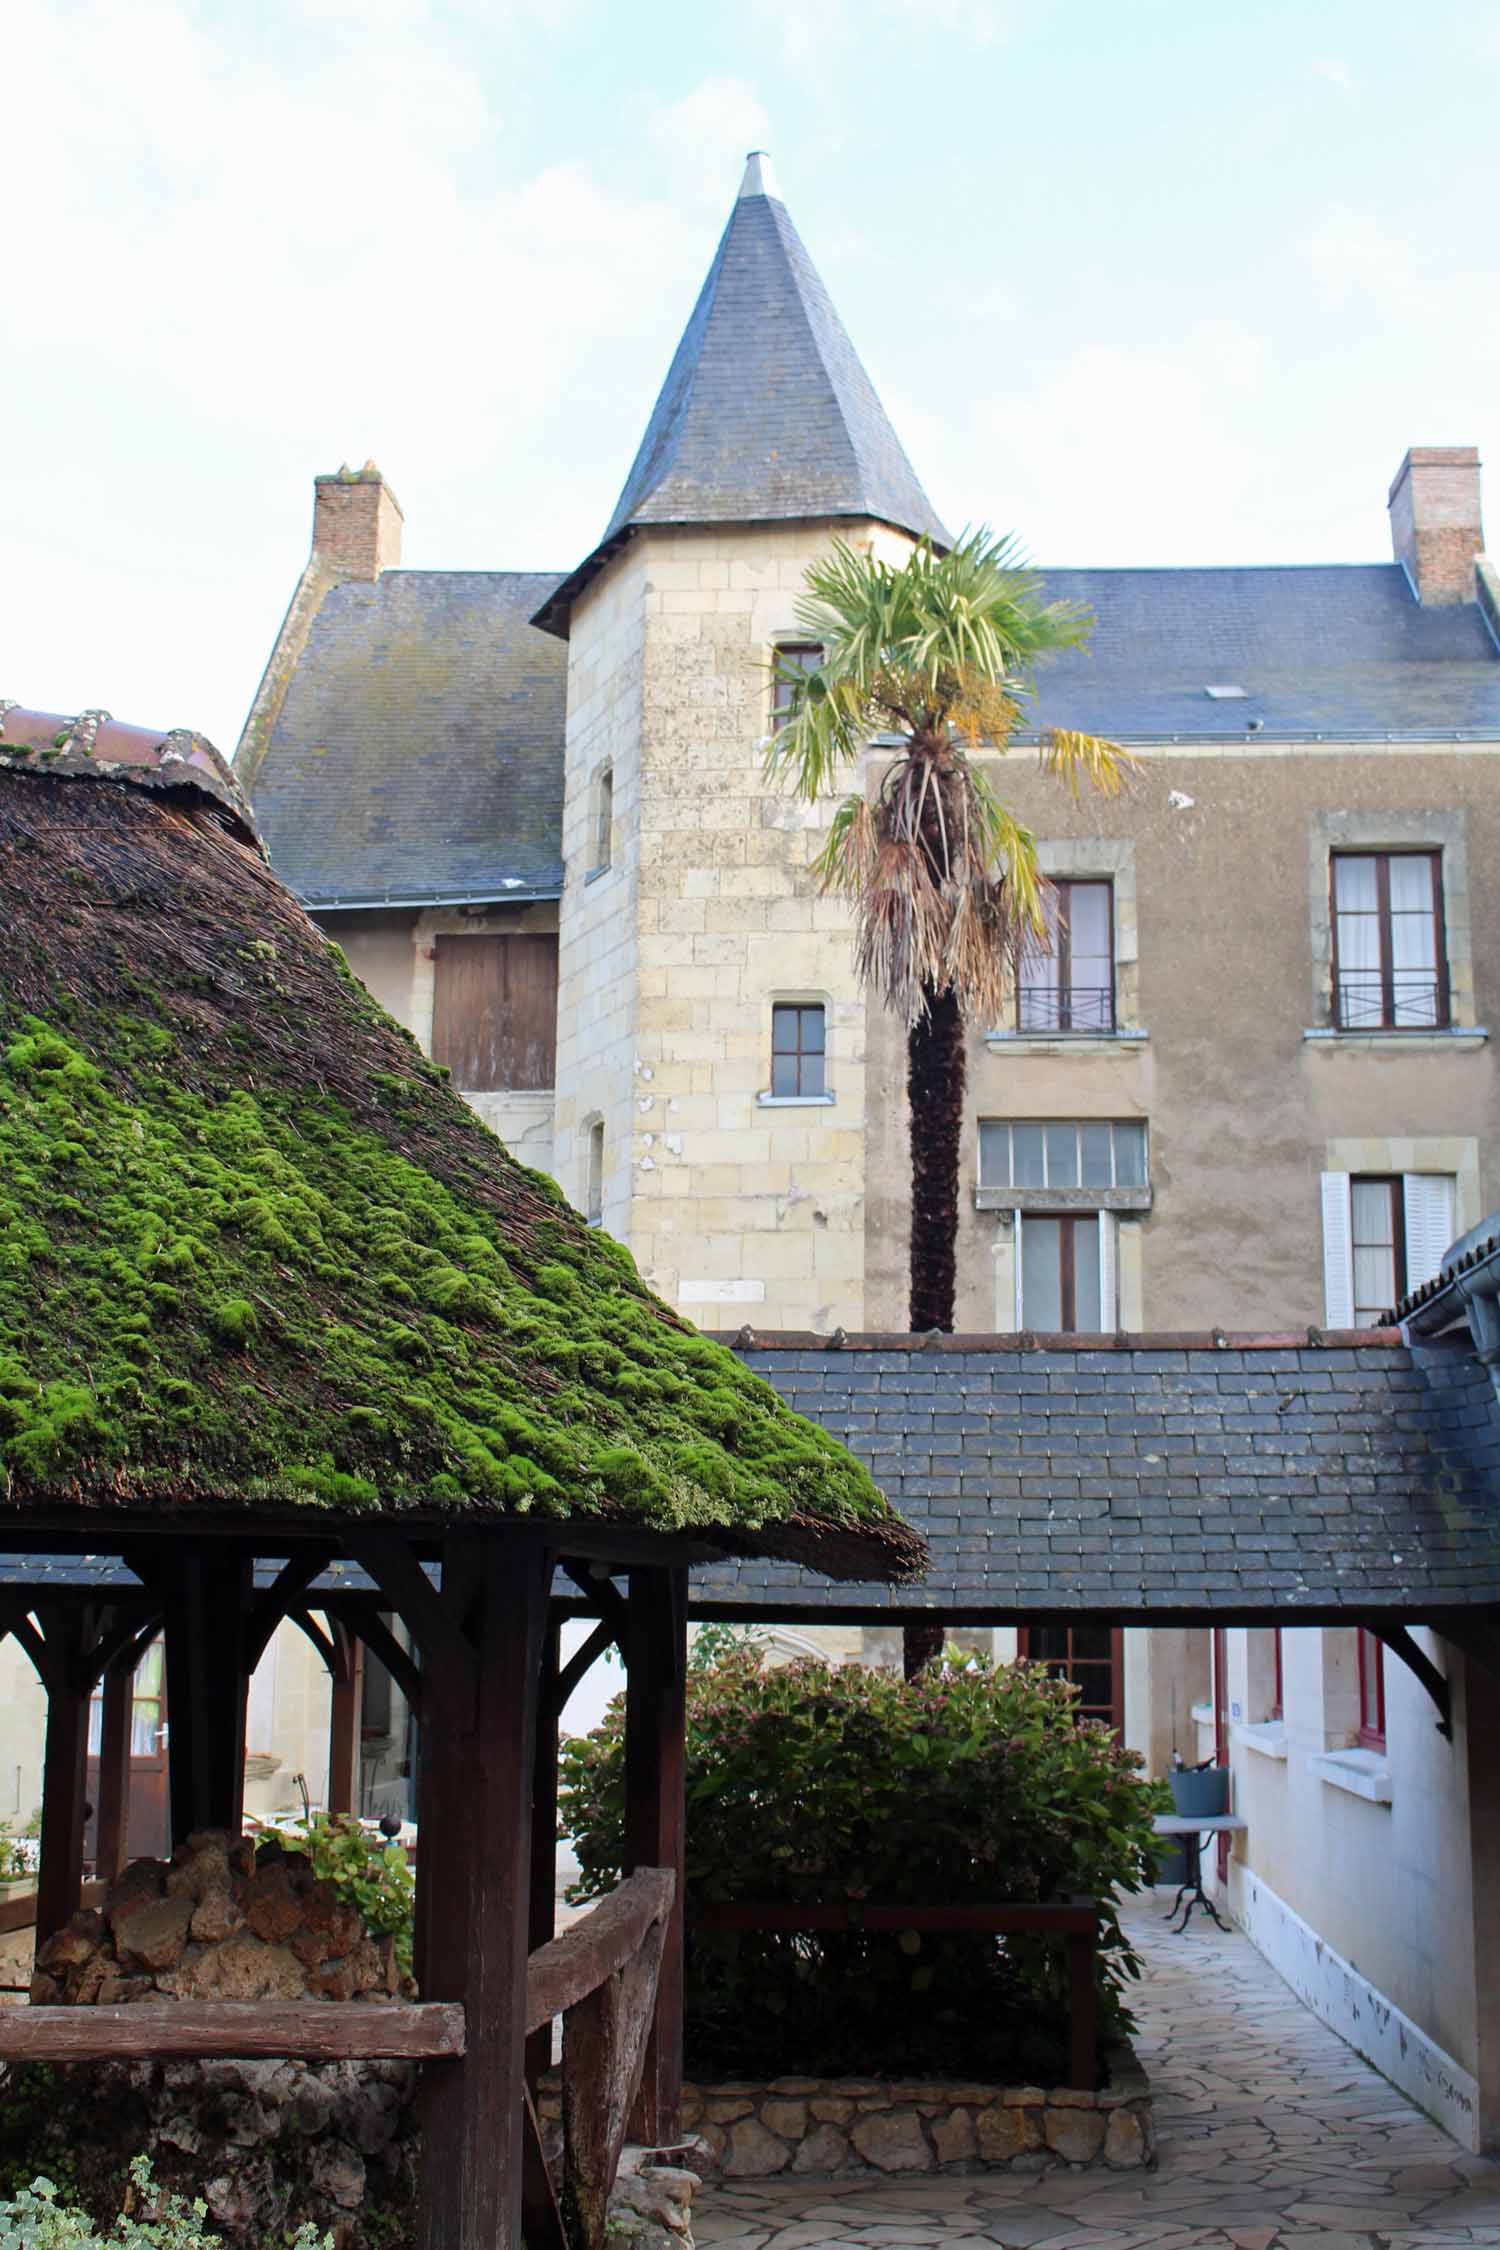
1357,1628,1386,1748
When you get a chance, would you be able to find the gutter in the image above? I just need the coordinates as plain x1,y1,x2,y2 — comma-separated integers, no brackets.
303,885,563,912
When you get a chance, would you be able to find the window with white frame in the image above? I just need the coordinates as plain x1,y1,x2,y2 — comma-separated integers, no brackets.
980,1120,1147,1333
1320,1169,1454,1326
980,1118,1147,1194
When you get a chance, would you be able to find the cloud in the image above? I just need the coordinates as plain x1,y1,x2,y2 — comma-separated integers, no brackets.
747,0,1015,66
647,76,773,199
1309,54,1354,93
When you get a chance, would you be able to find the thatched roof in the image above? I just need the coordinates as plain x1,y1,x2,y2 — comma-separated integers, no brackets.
0,706,924,1583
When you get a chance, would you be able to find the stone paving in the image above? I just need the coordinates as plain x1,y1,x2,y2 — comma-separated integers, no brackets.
692,1893,1500,2249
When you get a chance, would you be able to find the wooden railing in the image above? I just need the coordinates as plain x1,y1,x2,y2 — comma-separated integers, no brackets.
692,1895,1101,2092
0,1868,674,2250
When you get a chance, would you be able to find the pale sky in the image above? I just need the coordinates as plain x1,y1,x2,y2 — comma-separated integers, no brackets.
5,0,1498,757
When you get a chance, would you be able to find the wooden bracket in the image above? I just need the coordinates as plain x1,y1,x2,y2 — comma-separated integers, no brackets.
286,1606,338,1675
561,1560,630,1650
247,1553,336,1669
346,1534,477,1712
1370,1621,1453,1738
340,1601,424,1714
547,1618,618,1725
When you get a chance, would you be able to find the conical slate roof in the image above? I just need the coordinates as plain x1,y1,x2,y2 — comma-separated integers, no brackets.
534,155,950,635
0,706,924,1582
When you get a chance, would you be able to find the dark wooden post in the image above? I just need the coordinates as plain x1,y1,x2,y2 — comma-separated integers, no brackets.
155,1545,252,1843
327,1623,364,1818
417,1533,549,2250
527,1608,563,2090
34,1608,91,1946
93,1651,134,1883
623,1564,687,2146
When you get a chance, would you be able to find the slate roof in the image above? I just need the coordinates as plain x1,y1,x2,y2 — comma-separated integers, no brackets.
1024,564,1500,743
249,571,567,908
688,1334,1500,1618
534,157,950,636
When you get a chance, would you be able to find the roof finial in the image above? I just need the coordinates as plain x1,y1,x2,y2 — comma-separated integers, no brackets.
739,150,781,202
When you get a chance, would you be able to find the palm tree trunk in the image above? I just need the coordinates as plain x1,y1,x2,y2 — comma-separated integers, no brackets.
907,981,965,1334
905,981,965,1679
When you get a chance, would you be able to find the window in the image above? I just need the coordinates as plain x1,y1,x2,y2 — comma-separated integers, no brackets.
589,765,614,877
1018,1624,1123,1730
770,642,823,729
1331,851,1447,1030
1271,1628,1283,1724
771,1002,825,1098
431,934,559,1091
1018,879,1114,1031
1019,1213,1111,1330
979,1117,1146,1192
585,1119,605,1226
1357,1628,1386,1748
1320,1170,1453,1326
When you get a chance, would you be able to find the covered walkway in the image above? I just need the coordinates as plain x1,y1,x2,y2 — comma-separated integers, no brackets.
694,1895,1500,2249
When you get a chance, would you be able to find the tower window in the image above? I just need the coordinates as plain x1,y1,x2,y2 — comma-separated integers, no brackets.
771,1003,826,1097
771,642,823,729
585,1119,605,1226
588,765,614,878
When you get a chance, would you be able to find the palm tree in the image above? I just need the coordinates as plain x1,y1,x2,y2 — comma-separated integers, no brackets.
767,529,1132,1339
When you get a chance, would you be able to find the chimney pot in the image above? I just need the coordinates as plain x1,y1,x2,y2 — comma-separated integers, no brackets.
1388,446,1483,605
312,462,403,581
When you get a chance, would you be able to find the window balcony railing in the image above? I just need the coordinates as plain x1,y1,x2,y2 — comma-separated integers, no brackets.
1018,986,1116,1034
1334,975,1447,1032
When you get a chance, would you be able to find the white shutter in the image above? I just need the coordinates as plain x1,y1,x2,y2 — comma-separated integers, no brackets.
1321,1171,1354,1327
1012,1210,1025,1327
1098,1210,1118,1334
1403,1173,1455,1292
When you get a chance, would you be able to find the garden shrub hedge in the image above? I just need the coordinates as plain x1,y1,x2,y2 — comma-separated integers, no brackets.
560,1643,1167,2085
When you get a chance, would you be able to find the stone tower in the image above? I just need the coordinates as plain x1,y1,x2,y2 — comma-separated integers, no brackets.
536,154,949,1330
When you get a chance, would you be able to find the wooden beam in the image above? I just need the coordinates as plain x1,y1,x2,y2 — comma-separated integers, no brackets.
0,1880,103,1939
247,1552,336,1669
286,1606,338,1675
623,1566,687,2146
327,1623,364,1819
561,1561,629,1650
145,1547,253,1845
34,1605,92,1946
0,2001,464,2063
1369,1621,1453,1738
527,1612,563,2090
93,1651,134,1883
82,1606,160,1690
524,1869,676,2035
416,1533,550,2250
347,1533,477,1706
548,1617,618,1724
343,1603,423,1715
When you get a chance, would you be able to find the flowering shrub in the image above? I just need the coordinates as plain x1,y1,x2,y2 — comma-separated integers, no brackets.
559,1646,1167,2084
0,2157,331,2247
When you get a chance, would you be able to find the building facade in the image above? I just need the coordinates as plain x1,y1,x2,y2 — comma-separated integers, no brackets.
225,154,1500,2139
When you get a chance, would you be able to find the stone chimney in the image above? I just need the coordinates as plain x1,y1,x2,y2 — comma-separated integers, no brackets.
311,460,403,580
1388,446,1483,605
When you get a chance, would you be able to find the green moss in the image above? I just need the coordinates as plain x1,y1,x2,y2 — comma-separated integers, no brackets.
0,1008,895,1546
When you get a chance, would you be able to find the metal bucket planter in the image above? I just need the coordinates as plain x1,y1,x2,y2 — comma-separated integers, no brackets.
1168,1764,1230,1818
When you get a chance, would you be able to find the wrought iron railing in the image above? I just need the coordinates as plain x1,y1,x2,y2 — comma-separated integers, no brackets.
1334,976,1446,1031
1018,985,1115,1033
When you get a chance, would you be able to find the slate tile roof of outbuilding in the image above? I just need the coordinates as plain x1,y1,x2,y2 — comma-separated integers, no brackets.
688,1333,1500,1617
250,570,567,908
1025,564,1500,742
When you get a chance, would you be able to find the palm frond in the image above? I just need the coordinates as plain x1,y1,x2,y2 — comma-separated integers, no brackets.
1039,727,1138,802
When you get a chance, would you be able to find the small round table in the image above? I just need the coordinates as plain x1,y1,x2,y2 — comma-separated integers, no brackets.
1152,1812,1248,1932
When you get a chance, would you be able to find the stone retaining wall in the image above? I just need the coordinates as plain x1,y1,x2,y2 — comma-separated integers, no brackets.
671,2049,1153,2177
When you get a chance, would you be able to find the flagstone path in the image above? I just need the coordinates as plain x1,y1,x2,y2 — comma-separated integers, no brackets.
691,1893,1500,2249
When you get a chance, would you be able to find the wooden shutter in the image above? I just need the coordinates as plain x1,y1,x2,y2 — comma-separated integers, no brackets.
431,935,558,1092
1321,1171,1354,1327
1403,1173,1455,1294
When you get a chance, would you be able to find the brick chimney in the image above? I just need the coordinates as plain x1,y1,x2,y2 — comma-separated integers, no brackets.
311,461,403,580
1388,446,1483,605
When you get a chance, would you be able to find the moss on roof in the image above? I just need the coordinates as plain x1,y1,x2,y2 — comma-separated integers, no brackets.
0,768,923,1581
